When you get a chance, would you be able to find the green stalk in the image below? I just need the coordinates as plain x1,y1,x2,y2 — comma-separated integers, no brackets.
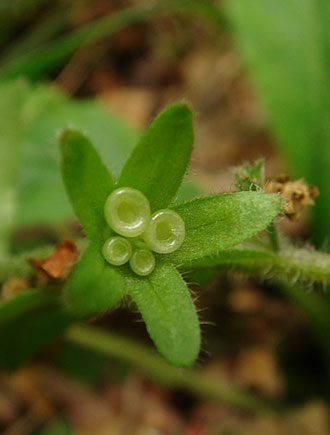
189,246,330,285
66,324,282,414
267,221,280,252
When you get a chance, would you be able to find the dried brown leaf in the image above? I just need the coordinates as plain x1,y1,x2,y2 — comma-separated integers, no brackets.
28,241,79,280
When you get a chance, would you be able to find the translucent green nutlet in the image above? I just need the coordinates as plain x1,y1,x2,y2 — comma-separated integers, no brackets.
102,236,132,266
143,209,185,254
129,249,155,276
104,187,150,237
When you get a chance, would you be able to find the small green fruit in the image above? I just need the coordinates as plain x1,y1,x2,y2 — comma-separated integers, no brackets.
102,236,132,266
129,249,155,276
143,209,185,254
104,187,150,237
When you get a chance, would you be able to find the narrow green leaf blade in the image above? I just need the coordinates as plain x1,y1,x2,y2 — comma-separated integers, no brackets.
0,1,223,81
118,103,194,211
225,0,330,247
166,191,282,264
65,244,126,315
59,129,114,245
127,262,200,366
0,80,27,254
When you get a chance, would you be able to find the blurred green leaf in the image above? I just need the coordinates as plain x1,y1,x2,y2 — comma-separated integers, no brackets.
0,0,51,16
226,0,330,247
36,417,72,435
118,103,194,211
0,80,28,253
166,192,282,264
0,290,53,324
59,129,115,245
0,290,75,369
127,261,200,366
0,0,53,46
0,306,74,369
57,342,108,384
0,5,69,64
0,81,199,229
65,244,127,315
17,82,137,227
0,1,223,80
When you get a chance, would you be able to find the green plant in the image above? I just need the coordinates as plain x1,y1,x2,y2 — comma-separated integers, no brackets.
2,3,330,419
1,95,330,374
0,79,199,234
59,103,282,367
1,98,330,416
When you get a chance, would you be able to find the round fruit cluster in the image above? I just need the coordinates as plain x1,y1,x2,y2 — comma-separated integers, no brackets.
102,187,185,276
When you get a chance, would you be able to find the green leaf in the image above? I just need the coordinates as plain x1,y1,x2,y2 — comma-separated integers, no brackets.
0,80,28,253
165,191,282,264
0,290,54,325
118,103,194,211
0,1,223,81
57,342,108,384
127,261,200,367
13,82,198,228
36,417,72,435
16,82,138,227
0,305,74,370
0,5,69,65
0,290,75,370
59,129,114,245
65,244,126,315
225,0,330,247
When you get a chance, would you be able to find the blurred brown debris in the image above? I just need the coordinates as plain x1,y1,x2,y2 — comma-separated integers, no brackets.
1,277,30,301
28,240,79,281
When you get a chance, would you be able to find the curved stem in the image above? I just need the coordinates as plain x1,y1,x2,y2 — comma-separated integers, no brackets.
66,324,282,414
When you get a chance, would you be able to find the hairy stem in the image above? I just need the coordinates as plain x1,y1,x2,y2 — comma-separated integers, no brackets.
66,324,282,414
189,245,330,285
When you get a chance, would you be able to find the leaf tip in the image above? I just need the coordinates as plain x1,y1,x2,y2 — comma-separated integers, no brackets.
169,101,193,120
57,128,88,153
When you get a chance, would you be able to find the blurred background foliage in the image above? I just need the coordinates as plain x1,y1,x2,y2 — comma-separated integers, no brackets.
0,1,330,434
